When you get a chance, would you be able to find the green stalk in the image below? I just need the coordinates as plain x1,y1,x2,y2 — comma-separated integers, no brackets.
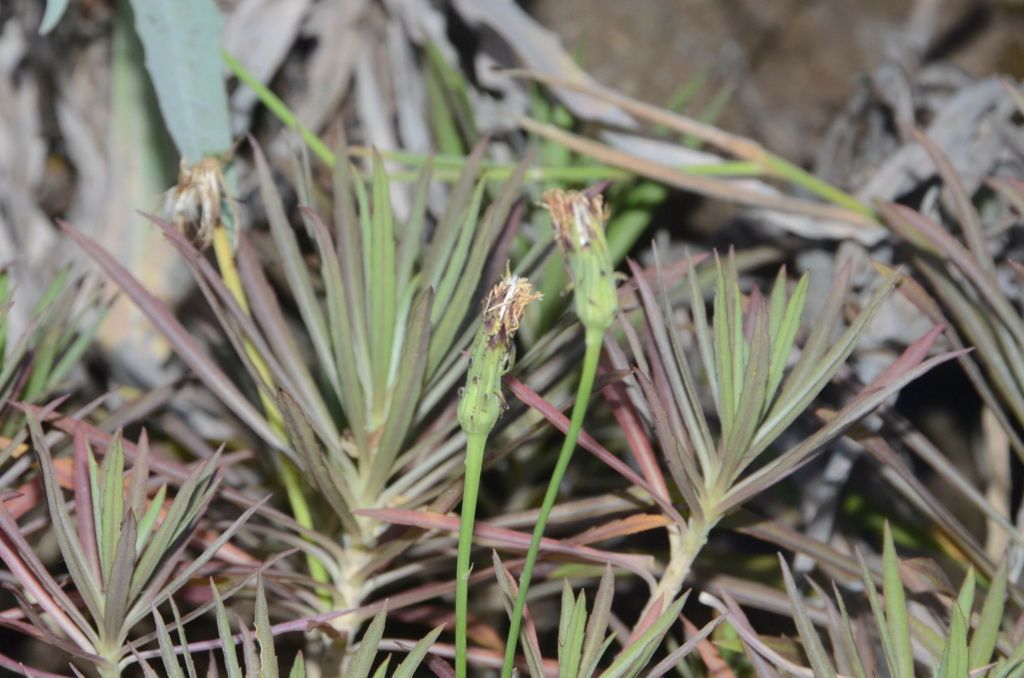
456,430,486,678
456,271,542,678
223,50,756,186
500,325,603,678
499,189,618,677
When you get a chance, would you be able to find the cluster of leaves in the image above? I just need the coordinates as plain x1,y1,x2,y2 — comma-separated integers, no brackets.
6,1,1024,676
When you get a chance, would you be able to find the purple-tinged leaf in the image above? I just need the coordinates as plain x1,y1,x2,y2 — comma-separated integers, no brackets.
644,614,727,678
59,220,284,449
24,411,104,621
357,507,655,587
277,389,358,534
3,583,99,659
504,373,686,525
900,123,989,272
101,511,137,645
251,136,340,399
722,345,970,513
72,429,100,578
628,370,702,523
298,206,368,451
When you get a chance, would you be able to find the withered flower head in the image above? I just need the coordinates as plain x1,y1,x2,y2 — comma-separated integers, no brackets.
458,266,542,436
542,189,618,332
165,156,239,251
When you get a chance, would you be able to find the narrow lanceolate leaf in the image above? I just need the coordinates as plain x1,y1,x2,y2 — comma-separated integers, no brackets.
368,152,398,422
102,512,137,645
60,220,285,448
278,389,359,534
348,606,387,678
153,602,187,678
391,626,445,678
779,555,836,678
427,154,532,377
369,287,434,494
937,604,969,678
559,587,587,678
98,431,127,589
600,594,687,678
580,566,615,677
254,576,278,678
969,557,1007,667
251,139,340,397
25,413,104,620
299,207,367,451
212,579,244,678
882,526,913,678
721,291,770,483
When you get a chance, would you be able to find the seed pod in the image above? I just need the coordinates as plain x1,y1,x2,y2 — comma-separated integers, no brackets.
458,269,542,436
543,190,618,332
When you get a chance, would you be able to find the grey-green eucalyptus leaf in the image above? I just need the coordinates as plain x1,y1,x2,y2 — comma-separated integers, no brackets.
129,0,232,162
39,0,70,34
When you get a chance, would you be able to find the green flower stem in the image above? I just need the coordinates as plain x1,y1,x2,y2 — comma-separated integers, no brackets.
760,154,876,218
456,271,541,678
223,50,764,185
212,224,331,599
501,325,604,678
456,430,487,678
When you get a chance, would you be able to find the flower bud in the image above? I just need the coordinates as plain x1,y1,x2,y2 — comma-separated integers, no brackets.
458,269,542,436
543,190,618,332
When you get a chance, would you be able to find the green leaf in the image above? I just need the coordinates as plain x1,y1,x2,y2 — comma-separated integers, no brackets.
298,207,367,451
882,525,914,678
830,583,869,678
396,158,434,297
212,578,244,678
599,594,686,678
348,606,387,678
98,431,127,589
580,566,615,677
128,0,233,161
153,602,187,678
937,604,968,678
367,287,434,496
969,558,1007,668
251,140,340,399
129,454,218,601
25,412,104,619
368,151,399,421
254,575,278,678
391,625,445,678
779,555,836,678
720,289,770,482
559,585,586,678
288,652,305,678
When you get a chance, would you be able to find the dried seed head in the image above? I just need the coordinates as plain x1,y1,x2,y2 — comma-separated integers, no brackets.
458,267,542,436
165,156,238,251
543,189,618,332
